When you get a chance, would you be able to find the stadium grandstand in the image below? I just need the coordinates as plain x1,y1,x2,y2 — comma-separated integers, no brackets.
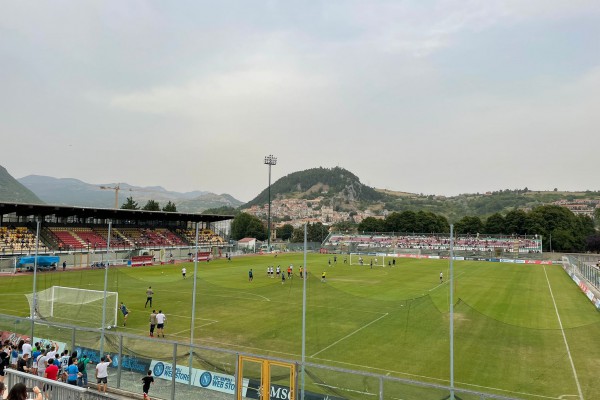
322,232,543,258
0,202,233,270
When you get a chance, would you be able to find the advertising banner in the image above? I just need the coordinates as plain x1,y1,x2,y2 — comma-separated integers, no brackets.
149,360,247,396
245,380,346,400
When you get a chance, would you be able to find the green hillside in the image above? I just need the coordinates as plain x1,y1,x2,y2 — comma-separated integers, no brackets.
244,166,387,207
0,165,44,204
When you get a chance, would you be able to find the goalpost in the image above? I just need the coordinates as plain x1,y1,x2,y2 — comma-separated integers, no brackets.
25,286,119,328
349,253,385,267
0,257,16,274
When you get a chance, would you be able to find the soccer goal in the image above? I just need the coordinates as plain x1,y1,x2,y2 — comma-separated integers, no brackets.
349,253,385,267
25,286,119,328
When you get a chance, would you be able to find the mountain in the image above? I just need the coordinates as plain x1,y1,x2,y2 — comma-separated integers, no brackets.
0,166,44,204
17,175,243,212
244,166,387,208
241,166,600,222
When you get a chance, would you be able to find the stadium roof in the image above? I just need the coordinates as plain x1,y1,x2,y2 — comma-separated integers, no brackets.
0,202,233,223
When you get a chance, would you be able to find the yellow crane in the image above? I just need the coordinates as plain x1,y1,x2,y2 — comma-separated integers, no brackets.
99,184,166,209
99,184,121,209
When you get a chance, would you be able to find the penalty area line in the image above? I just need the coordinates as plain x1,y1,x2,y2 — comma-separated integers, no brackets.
310,313,388,358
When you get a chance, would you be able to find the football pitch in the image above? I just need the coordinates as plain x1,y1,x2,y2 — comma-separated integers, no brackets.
1,253,599,399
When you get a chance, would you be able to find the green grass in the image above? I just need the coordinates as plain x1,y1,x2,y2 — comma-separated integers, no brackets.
1,253,599,399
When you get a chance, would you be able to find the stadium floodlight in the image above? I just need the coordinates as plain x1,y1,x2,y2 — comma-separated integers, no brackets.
264,155,277,252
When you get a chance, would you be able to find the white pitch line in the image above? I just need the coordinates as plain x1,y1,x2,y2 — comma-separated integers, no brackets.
312,356,566,400
543,266,584,400
310,313,389,358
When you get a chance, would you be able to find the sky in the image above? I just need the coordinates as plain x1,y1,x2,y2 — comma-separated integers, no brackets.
1,1,599,202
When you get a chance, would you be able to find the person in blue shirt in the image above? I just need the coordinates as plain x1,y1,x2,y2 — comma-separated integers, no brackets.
67,357,80,385
120,302,129,326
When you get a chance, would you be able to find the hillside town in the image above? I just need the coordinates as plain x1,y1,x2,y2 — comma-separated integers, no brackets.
242,197,383,228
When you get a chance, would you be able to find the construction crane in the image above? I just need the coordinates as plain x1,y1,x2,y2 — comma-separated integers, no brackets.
99,184,168,209
99,184,121,209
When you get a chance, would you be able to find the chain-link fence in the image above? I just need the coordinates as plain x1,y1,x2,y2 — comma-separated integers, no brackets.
0,314,520,400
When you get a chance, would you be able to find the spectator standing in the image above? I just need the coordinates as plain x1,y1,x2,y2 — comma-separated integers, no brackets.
16,353,30,372
36,350,48,378
31,343,41,375
59,350,70,381
21,339,32,364
156,310,166,338
66,357,80,385
0,346,8,383
95,354,112,394
77,353,91,387
45,358,59,381
149,310,157,337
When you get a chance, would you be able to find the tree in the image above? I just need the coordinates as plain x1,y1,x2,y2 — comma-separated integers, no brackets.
358,217,385,233
454,216,484,234
231,213,267,241
485,213,505,234
142,200,160,211
162,201,177,212
277,224,294,241
504,209,527,234
586,234,600,253
331,221,357,233
121,196,139,210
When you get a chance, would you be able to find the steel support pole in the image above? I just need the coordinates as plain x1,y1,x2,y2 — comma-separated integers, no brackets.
449,224,455,400
31,219,41,339
301,223,307,400
100,220,112,355
189,222,200,386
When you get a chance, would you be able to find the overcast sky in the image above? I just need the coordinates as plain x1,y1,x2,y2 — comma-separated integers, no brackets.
1,1,599,202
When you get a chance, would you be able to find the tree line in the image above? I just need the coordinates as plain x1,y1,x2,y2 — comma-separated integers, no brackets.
120,196,177,212
230,205,599,253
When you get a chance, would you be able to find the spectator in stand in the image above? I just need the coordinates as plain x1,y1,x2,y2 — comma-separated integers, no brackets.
45,358,59,381
21,339,32,366
36,350,48,378
31,343,41,375
16,353,30,373
95,354,112,394
0,345,8,383
77,353,91,387
7,382,42,400
66,357,80,385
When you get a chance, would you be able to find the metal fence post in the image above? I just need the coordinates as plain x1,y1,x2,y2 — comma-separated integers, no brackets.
172,342,177,400
117,334,123,388
379,376,383,400
71,327,76,353
234,353,239,400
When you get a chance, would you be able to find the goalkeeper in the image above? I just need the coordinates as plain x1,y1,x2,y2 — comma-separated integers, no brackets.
120,302,130,326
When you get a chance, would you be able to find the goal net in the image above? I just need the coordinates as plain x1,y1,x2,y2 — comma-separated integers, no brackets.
349,253,385,267
25,286,119,328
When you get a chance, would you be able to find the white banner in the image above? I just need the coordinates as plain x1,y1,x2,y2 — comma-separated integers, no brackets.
149,360,248,396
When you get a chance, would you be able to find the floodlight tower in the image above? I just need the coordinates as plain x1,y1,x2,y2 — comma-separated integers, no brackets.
264,154,277,252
